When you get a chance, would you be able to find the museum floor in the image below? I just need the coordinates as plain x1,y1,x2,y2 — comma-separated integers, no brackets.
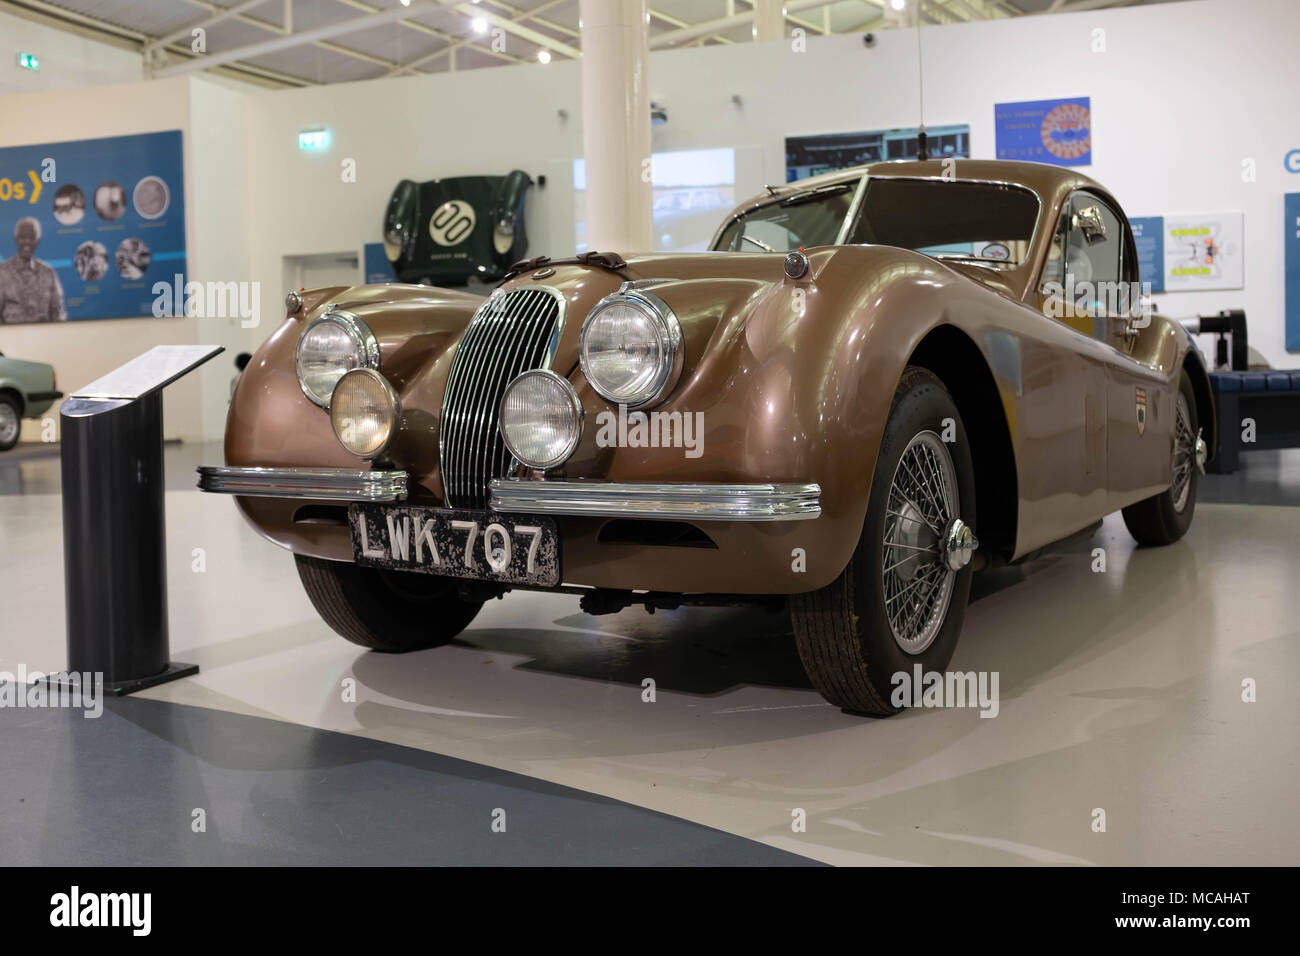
2,441,1298,865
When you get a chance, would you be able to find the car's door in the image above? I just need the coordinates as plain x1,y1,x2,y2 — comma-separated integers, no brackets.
1042,190,1171,511
1013,197,1114,544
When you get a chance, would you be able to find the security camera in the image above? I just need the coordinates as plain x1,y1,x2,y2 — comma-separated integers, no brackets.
863,32,876,48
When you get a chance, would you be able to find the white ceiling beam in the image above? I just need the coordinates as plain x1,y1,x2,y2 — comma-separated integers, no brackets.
448,3,582,58
150,1,456,77
145,0,270,52
177,0,288,38
386,0,568,76
332,0,524,64
1053,0,1138,11
649,0,844,48
483,0,581,39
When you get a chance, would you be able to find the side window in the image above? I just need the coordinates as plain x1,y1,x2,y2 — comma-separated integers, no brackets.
1062,194,1122,304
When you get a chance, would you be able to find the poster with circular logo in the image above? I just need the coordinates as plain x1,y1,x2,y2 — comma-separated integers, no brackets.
1040,102,1090,162
994,96,1091,167
428,200,476,247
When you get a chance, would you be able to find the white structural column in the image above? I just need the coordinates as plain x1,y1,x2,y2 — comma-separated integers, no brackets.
579,0,652,252
752,0,785,41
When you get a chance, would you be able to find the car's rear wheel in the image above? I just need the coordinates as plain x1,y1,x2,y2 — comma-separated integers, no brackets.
295,555,483,652
1121,372,1199,546
0,394,21,452
790,367,978,716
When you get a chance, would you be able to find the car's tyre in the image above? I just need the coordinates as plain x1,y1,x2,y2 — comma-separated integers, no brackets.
1121,372,1199,546
790,367,978,716
0,394,21,452
295,555,483,652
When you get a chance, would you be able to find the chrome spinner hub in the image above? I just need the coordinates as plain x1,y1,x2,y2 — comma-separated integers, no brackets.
942,518,979,571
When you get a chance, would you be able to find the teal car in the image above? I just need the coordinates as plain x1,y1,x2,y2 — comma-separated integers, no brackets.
0,351,62,451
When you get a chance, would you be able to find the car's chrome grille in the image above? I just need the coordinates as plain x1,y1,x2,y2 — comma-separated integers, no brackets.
439,287,564,509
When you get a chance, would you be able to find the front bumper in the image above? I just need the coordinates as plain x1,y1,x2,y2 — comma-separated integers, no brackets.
489,478,822,521
197,465,821,521
197,466,407,501
204,466,830,591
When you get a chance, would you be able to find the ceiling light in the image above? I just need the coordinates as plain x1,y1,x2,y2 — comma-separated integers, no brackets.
891,0,907,10
537,50,552,64
472,17,487,33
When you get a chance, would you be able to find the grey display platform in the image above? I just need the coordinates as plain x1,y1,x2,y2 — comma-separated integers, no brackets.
0,696,820,866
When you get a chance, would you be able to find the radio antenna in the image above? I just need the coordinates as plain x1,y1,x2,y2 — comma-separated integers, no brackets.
913,2,928,161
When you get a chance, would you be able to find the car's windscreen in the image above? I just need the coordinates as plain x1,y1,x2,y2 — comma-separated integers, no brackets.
713,185,854,253
849,178,1039,266
714,177,1039,265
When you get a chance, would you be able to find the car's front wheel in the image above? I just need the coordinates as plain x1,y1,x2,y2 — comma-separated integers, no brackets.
790,367,978,716
295,555,483,652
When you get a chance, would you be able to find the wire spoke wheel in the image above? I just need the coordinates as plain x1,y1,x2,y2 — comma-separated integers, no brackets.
882,430,958,654
1171,391,1194,513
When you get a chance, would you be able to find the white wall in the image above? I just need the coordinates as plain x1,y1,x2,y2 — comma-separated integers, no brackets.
0,7,143,94
1,0,1297,446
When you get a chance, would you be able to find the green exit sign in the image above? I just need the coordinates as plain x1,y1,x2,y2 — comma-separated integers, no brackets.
298,129,329,151
17,52,40,70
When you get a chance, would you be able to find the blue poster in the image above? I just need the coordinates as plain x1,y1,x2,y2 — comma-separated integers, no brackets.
1286,194,1300,351
994,97,1091,167
1130,216,1165,293
0,130,186,323
363,242,397,284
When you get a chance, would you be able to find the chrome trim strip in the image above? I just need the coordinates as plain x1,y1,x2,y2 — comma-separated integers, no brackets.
197,466,408,501
489,479,821,521
834,173,870,245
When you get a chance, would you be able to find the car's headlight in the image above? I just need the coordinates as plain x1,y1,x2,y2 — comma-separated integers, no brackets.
579,289,682,408
295,310,380,407
330,368,400,459
498,369,583,470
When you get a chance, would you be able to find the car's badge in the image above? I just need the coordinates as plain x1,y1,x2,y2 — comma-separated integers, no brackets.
1135,387,1147,436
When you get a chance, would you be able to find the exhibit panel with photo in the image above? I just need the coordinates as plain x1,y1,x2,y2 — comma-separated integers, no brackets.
0,129,185,322
784,124,970,181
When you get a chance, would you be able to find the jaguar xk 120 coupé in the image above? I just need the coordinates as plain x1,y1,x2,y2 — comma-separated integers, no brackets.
200,159,1213,715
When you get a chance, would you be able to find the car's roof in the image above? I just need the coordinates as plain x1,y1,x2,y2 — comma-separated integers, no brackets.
727,159,1112,221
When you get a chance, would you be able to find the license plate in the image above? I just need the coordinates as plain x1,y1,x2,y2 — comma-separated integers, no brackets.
348,504,559,587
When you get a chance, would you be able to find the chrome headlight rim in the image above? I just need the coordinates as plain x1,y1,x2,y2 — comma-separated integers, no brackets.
329,367,401,460
498,368,584,471
578,288,683,410
295,308,381,408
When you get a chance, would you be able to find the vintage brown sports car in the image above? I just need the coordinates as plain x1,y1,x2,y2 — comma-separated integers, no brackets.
200,159,1214,716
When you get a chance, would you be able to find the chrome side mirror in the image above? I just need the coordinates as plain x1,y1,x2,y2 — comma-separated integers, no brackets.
1075,204,1108,245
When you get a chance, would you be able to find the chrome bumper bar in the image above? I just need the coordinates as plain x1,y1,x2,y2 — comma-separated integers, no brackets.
197,466,408,502
489,479,821,521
